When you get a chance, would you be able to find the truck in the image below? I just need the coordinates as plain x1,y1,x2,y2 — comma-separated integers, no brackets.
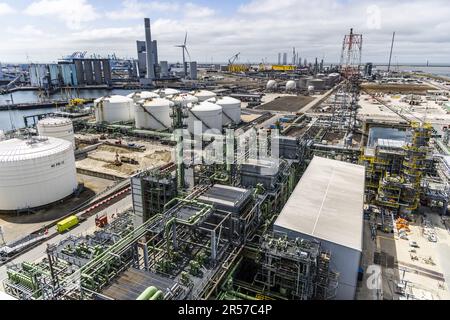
56,215,79,233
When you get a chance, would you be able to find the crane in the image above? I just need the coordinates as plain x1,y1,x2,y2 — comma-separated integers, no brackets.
228,52,240,66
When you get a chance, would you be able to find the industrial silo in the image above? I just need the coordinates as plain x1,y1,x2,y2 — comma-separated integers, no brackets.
266,80,277,90
215,96,241,126
94,95,135,123
37,117,74,146
307,79,325,91
286,80,297,91
191,90,217,102
134,98,174,130
84,60,94,85
127,91,160,103
153,88,180,98
187,102,222,134
171,93,199,107
93,60,102,84
0,136,78,211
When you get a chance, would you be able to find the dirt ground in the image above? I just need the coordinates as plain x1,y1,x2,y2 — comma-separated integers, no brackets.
257,96,315,112
76,140,173,178
361,83,433,94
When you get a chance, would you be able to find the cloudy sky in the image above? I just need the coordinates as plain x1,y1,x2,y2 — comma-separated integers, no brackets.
0,0,449,64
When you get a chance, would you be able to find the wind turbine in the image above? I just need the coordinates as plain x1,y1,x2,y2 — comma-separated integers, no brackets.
175,32,191,78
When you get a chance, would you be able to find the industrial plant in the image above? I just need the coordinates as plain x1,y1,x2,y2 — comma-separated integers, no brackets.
0,15,449,304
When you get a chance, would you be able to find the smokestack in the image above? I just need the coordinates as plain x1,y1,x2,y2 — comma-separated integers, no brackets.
144,18,155,80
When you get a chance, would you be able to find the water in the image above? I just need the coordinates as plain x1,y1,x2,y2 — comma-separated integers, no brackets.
375,65,450,78
0,89,135,131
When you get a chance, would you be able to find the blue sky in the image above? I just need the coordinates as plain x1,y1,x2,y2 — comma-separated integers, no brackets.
1,0,450,64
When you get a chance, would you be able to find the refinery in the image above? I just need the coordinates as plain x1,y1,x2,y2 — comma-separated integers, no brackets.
0,10,450,304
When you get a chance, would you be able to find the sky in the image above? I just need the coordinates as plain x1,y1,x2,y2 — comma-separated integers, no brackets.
0,0,449,64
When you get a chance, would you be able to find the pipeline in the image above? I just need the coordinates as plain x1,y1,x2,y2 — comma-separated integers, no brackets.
136,286,158,300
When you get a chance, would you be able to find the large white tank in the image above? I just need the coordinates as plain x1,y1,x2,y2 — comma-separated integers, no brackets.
94,95,134,123
37,117,74,146
215,96,241,126
135,98,174,130
266,80,277,90
171,93,199,107
0,137,78,211
307,79,325,91
187,102,222,134
191,90,217,102
286,80,297,91
153,88,180,98
127,91,160,102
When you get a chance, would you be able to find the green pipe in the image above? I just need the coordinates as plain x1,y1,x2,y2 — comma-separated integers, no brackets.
136,286,158,300
226,290,258,301
149,290,164,300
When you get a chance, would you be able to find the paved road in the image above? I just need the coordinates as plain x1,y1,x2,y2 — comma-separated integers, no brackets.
0,195,132,292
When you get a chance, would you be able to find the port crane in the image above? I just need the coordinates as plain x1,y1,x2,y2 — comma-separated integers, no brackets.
228,53,249,73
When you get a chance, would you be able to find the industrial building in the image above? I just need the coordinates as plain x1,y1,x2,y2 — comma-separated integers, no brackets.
274,156,365,300
28,58,112,89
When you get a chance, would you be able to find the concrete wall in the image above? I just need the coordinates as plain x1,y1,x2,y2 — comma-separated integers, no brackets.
274,225,361,300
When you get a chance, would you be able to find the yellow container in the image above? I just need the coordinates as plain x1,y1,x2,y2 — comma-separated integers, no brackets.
56,215,79,233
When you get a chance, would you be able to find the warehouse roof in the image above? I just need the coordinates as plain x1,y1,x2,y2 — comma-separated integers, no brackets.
274,156,365,252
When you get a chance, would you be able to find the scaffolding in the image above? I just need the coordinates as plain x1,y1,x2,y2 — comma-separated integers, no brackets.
360,122,433,215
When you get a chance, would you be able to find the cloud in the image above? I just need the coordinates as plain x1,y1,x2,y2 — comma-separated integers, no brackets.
106,0,179,20
3,0,450,64
24,0,99,30
184,2,215,18
0,2,15,15
6,25,46,37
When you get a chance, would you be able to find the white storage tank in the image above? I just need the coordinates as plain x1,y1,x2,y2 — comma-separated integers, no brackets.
127,91,160,102
286,80,297,91
94,95,134,123
171,93,199,107
191,90,217,102
307,79,325,91
135,98,174,130
153,88,180,98
0,137,78,211
215,96,241,126
266,80,277,90
187,102,222,134
37,117,74,146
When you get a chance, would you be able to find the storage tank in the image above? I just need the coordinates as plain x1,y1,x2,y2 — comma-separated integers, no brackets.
94,95,134,123
187,102,222,134
171,93,199,107
286,80,296,91
37,117,74,146
266,80,277,90
127,91,160,102
135,98,174,130
215,96,241,126
307,79,325,91
153,88,180,98
0,137,77,211
191,90,217,102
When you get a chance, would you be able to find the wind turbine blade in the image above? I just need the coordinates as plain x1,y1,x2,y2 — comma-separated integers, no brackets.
184,32,187,46
185,47,192,62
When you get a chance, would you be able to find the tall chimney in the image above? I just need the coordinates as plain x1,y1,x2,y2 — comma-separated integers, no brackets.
144,18,155,80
